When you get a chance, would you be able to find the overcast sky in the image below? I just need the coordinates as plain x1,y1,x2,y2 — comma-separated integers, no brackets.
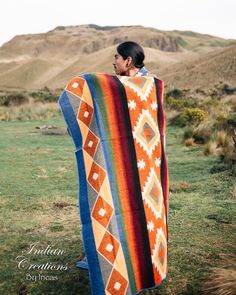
1,0,236,46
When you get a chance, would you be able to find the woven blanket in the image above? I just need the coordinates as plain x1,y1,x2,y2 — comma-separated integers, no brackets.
58,73,169,295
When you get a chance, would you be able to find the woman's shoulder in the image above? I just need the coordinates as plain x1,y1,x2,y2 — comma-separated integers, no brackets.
148,73,158,79
137,67,158,79
135,67,163,83
147,73,163,83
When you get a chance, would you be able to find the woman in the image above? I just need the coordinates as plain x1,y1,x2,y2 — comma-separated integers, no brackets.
112,41,150,77
59,40,168,294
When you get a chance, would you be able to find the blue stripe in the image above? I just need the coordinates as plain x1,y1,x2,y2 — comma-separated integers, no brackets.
58,91,105,295
57,92,82,150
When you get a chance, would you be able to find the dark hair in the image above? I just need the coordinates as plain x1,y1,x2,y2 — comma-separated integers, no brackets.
117,41,145,68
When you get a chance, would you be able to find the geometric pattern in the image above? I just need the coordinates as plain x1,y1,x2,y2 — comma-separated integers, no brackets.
65,77,129,294
133,109,160,158
61,74,168,294
66,77,85,98
83,130,100,158
120,75,168,285
87,162,106,193
91,195,113,228
98,231,120,264
151,101,158,111
142,168,163,220
128,100,136,110
120,76,154,101
78,100,94,128
152,228,167,280
106,268,128,295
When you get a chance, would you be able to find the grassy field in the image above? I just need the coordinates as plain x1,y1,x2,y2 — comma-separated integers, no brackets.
0,116,235,295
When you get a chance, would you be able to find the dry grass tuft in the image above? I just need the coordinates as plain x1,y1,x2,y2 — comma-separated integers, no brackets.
0,102,59,121
57,166,69,174
184,137,196,146
203,268,236,295
215,131,235,164
216,130,230,147
231,186,236,199
204,141,219,155
192,120,213,143
53,202,78,209
170,180,199,193
178,181,191,190
35,166,48,179
178,180,194,190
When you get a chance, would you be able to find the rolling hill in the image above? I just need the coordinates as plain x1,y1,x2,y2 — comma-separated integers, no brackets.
0,24,235,90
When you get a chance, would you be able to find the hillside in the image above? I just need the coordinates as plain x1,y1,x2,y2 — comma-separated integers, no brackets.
0,24,235,90
160,45,236,89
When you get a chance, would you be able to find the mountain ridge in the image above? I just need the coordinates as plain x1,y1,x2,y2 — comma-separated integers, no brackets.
0,24,235,90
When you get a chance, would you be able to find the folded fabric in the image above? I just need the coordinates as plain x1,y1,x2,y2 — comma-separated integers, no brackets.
58,73,169,295
76,255,88,270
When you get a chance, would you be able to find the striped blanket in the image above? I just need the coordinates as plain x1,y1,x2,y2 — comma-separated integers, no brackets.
58,73,169,295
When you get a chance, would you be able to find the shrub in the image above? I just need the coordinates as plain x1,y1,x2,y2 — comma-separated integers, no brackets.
30,88,58,103
0,93,28,106
231,165,236,176
171,108,208,127
170,112,189,127
222,84,236,95
0,102,60,121
184,98,198,108
167,97,198,110
210,163,231,173
185,108,208,124
183,126,194,140
201,98,220,110
167,97,183,110
183,120,213,146
192,121,213,143
166,88,183,99
214,112,236,134
227,112,236,128
55,26,65,30
210,82,236,98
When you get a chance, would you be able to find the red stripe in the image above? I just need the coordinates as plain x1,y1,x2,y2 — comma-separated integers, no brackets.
155,78,169,240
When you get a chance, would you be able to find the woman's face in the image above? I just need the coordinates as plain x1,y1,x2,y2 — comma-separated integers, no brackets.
112,52,127,75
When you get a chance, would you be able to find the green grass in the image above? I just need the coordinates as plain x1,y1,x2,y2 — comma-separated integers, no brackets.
0,118,235,295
